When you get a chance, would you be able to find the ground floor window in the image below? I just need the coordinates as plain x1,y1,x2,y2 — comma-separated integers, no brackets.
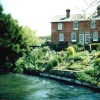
59,33,64,41
85,32,90,43
93,31,98,41
71,32,76,42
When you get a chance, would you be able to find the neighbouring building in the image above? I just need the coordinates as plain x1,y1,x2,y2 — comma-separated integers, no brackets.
51,6,100,45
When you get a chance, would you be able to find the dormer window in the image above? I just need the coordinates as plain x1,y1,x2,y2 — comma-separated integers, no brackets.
58,23,62,30
91,20,96,29
73,21,78,30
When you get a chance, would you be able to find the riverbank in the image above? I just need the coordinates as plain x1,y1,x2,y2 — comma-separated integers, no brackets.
38,69,100,93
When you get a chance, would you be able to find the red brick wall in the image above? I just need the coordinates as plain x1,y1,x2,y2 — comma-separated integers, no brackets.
51,20,100,44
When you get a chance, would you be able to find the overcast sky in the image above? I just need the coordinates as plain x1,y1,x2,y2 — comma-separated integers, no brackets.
0,0,99,36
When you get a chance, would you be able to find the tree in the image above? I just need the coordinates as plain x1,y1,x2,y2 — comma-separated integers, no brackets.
21,26,39,47
0,4,39,72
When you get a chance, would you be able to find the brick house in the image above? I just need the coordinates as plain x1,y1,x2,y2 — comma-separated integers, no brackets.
51,6,100,45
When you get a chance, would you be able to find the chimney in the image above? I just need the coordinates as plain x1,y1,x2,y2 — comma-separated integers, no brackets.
66,9,70,18
97,5,100,16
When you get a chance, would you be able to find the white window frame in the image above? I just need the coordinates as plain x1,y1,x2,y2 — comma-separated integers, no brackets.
71,32,76,42
58,23,62,30
93,31,98,41
91,20,96,29
59,33,64,41
73,21,78,30
85,32,90,43
79,32,84,44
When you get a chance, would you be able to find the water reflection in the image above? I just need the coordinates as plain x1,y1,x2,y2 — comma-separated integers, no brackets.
0,74,100,100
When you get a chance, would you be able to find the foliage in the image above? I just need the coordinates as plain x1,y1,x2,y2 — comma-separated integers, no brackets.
57,51,65,57
77,42,84,47
45,57,59,71
67,63,85,71
77,72,98,85
91,43,100,50
21,26,39,46
45,35,51,41
67,51,89,62
93,52,100,59
72,45,79,52
0,4,39,72
67,46,75,57
42,46,50,52
55,55,63,63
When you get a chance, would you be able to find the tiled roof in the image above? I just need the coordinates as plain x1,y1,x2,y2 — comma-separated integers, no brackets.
51,14,100,22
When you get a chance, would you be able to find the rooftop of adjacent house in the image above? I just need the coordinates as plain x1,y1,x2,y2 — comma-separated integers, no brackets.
51,13,100,22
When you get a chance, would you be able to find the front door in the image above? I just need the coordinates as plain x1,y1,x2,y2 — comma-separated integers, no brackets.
79,33,84,44
85,32,90,44
59,33,64,42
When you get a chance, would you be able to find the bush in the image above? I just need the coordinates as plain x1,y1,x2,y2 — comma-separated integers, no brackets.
77,42,84,47
72,45,79,52
42,46,50,52
93,52,100,59
57,51,65,57
67,51,89,62
67,46,75,57
46,61,53,71
77,72,98,85
93,58,100,67
55,55,63,63
45,58,59,71
91,43,100,50
67,63,84,71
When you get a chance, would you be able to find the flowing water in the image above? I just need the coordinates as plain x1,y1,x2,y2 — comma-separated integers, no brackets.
0,74,100,100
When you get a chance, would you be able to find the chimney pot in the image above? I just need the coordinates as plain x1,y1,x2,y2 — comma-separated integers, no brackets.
97,5,100,16
66,9,70,18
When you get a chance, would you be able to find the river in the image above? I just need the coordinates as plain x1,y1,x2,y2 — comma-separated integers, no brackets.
0,74,100,100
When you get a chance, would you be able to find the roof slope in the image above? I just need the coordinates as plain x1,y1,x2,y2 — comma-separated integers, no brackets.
51,14,100,22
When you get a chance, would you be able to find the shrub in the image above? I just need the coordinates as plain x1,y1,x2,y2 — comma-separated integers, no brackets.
67,63,84,71
72,45,79,52
93,52,100,59
51,58,59,67
77,72,98,85
42,46,50,52
46,61,53,71
57,51,65,57
67,46,75,56
55,55,63,63
77,42,84,47
45,58,59,71
91,43,100,50
93,58,100,67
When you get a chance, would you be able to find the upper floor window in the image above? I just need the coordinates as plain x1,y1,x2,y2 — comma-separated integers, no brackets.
58,23,62,30
93,31,98,41
59,33,64,41
73,21,78,30
71,32,76,42
91,20,96,29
